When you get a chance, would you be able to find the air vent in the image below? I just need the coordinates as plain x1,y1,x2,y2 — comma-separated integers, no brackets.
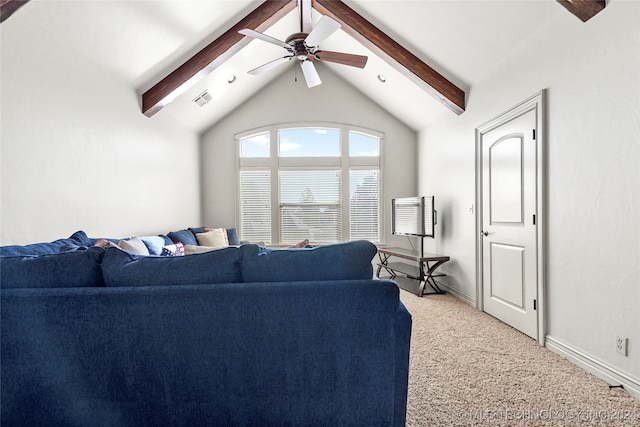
193,90,213,107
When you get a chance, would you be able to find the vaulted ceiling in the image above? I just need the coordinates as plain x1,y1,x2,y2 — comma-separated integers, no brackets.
141,0,466,118
1,0,605,133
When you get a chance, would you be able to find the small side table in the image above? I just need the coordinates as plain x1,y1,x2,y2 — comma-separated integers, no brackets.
376,246,450,297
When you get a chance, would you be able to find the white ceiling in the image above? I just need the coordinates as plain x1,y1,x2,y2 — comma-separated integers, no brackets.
18,0,563,133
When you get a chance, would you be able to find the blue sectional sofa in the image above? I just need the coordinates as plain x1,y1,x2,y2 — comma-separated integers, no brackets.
0,232,412,426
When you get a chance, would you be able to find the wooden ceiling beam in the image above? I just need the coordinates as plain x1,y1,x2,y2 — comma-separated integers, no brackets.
312,0,465,115
556,0,606,22
0,0,30,23
299,0,313,33
142,0,296,117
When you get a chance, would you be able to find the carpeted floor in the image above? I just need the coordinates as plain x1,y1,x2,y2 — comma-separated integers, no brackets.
399,290,640,426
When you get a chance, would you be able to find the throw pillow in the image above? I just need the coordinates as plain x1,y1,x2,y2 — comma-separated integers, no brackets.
193,226,241,246
118,237,150,256
188,226,206,235
197,229,229,247
140,236,166,255
0,246,106,288
226,228,241,246
161,242,184,256
184,245,220,255
167,229,198,247
101,246,242,287
158,234,173,245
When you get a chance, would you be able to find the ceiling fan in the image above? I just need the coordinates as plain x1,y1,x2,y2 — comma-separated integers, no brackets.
239,15,368,88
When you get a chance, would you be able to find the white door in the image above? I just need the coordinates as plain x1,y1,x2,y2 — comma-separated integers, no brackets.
480,108,538,339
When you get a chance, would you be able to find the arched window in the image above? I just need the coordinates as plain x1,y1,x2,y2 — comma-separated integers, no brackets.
237,124,382,245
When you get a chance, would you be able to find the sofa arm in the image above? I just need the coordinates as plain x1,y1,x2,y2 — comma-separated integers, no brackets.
394,300,412,426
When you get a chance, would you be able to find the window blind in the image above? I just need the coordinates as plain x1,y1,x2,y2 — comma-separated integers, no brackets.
350,170,380,241
279,170,341,243
239,170,271,243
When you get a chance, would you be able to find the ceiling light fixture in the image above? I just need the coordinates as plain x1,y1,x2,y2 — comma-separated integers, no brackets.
377,74,387,83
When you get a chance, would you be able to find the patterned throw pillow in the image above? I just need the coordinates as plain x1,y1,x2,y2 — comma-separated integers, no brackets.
161,242,184,256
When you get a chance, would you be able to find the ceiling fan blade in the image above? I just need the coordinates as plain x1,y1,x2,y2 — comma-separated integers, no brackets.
248,56,293,75
315,51,368,68
304,16,341,47
239,29,291,50
300,60,321,88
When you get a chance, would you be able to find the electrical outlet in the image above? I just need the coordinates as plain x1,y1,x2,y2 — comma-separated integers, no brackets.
616,335,628,356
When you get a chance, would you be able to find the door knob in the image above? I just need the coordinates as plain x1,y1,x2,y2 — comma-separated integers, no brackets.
481,231,489,236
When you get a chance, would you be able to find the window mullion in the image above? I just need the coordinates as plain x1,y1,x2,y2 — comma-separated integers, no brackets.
271,128,280,245
341,128,350,241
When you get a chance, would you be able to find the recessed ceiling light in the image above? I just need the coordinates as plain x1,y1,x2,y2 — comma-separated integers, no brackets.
377,74,387,83
227,74,237,84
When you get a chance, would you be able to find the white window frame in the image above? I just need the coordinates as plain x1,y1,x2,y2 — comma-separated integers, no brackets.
236,122,383,245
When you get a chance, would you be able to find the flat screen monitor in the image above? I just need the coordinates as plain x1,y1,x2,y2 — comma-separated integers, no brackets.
391,196,436,238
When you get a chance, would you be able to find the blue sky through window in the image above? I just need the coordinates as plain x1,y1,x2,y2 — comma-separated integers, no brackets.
349,132,379,157
241,128,379,158
279,128,340,157
240,132,270,157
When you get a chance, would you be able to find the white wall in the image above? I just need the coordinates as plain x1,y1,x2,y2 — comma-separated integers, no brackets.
201,64,417,246
0,9,200,244
419,1,639,391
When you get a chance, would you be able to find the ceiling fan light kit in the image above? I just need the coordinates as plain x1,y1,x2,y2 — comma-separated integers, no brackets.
239,15,368,88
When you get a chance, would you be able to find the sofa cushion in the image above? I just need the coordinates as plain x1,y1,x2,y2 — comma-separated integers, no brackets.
0,246,105,288
118,237,150,256
0,231,92,256
102,246,242,287
167,229,198,247
239,240,377,283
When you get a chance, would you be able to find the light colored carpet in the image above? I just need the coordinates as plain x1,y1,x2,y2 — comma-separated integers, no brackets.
399,291,640,426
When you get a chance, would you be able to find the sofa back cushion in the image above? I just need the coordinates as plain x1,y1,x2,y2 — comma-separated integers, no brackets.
0,231,92,257
240,240,377,283
101,246,242,287
0,246,105,288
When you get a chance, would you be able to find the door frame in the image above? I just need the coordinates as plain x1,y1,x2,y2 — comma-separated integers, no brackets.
475,90,547,345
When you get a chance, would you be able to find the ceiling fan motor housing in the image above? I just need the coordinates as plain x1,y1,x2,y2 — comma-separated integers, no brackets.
286,32,317,59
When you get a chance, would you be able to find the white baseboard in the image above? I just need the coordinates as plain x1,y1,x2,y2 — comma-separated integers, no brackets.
436,279,476,307
440,285,640,401
546,335,640,400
